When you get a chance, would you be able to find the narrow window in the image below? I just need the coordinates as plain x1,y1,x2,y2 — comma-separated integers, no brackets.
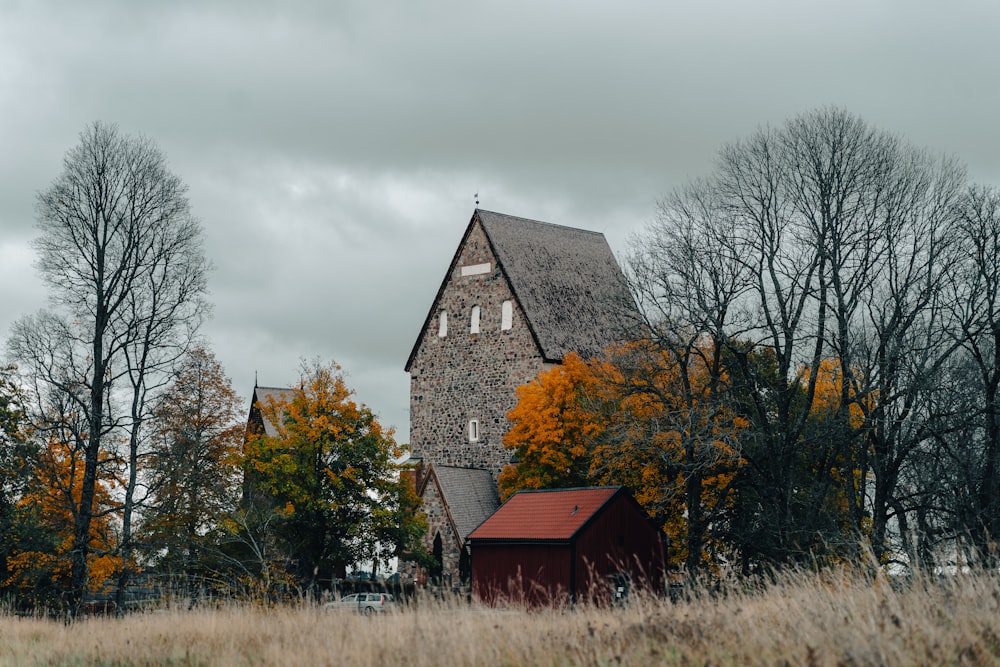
468,419,479,443
470,305,481,334
501,300,513,330
438,310,448,338
430,533,443,584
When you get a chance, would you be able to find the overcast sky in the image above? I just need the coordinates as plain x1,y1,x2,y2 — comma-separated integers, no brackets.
2,1,998,441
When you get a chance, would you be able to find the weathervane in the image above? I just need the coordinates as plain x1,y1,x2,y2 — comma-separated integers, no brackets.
474,192,480,207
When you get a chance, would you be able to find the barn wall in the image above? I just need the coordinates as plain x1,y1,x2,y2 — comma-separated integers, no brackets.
575,495,665,602
471,543,572,606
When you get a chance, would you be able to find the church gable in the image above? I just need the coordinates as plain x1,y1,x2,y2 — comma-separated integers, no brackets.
427,465,500,543
416,466,465,586
405,213,540,373
407,214,545,476
405,209,640,481
405,209,639,372
414,464,499,586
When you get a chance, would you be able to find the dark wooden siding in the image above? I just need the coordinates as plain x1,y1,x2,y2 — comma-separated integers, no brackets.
471,543,572,606
574,494,665,603
470,490,665,607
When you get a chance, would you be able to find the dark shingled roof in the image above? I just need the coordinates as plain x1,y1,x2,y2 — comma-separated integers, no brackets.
424,465,500,542
405,210,639,370
477,210,638,362
467,486,621,541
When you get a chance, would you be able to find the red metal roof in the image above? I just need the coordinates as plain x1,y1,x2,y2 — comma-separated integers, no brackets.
467,487,620,541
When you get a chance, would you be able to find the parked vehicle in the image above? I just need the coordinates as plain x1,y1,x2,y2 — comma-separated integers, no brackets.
324,592,396,615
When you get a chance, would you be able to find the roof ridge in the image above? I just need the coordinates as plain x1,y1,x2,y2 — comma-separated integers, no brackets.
478,209,605,237
512,485,620,494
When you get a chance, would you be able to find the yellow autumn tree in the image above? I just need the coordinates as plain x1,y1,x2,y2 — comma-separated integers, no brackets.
803,358,869,427
243,360,425,589
5,435,119,606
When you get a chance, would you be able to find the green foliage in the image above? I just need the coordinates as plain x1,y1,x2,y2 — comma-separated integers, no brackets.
0,365,29,601
142,347,245,580
243,360,426,587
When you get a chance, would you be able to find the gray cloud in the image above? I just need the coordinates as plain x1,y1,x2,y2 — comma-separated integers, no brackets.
2,0,999,436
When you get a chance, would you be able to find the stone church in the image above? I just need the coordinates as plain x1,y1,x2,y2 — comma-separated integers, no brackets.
403,209,639,586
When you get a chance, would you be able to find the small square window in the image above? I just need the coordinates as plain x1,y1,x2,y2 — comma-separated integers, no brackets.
468,419,480,443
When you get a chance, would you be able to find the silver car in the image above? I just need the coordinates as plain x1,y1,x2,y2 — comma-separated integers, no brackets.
325,592,396,615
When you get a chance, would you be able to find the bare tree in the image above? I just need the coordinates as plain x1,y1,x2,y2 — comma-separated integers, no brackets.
111,177,209,613
626,180,753,572
631,108,971,569
931,185,1000,565
848,151,966,564
6,122,208,613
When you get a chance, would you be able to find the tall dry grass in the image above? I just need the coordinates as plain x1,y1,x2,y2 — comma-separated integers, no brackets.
3,569,1000,666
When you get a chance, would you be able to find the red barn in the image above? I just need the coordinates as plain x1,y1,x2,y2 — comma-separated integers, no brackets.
467,487,665,606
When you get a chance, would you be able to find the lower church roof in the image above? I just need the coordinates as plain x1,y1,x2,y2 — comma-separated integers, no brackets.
423,464,500,542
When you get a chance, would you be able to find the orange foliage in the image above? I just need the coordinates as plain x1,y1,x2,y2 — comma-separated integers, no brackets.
498,353,603,498
800,358,871,540
501,340,747,570
5,437,119,596
592,341,746,568
802,358,867,429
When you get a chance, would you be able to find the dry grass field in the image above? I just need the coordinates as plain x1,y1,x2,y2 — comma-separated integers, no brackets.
3,570,1000,666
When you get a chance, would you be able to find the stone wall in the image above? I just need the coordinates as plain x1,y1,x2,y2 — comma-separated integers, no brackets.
408,220,546,481
420,474,463,585
398,466,467,587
